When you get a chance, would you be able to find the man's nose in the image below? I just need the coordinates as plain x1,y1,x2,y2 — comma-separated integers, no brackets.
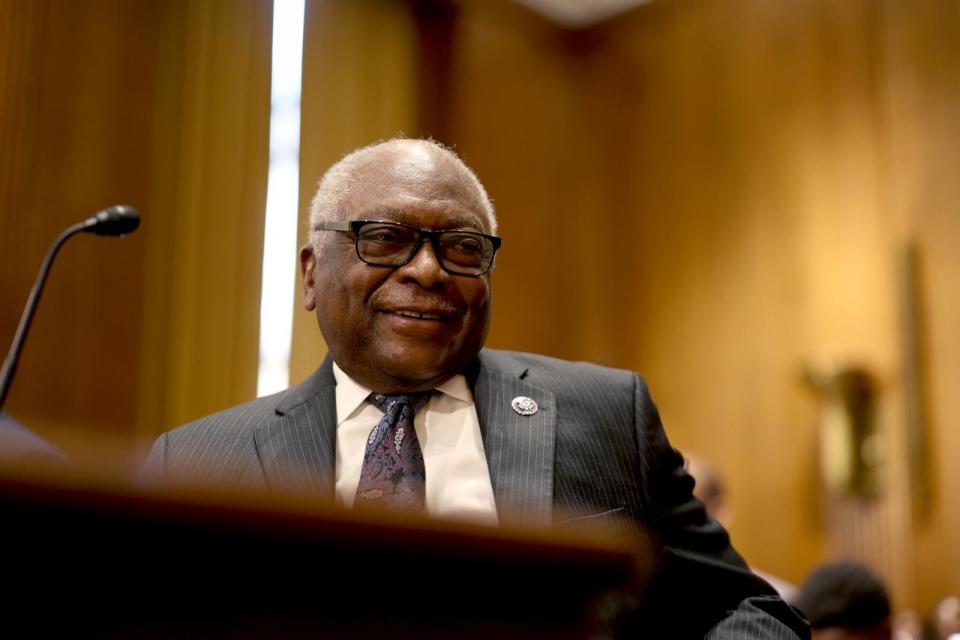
396,240,450,289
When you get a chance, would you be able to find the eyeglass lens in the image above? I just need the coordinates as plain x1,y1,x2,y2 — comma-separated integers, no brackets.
356,223,494,274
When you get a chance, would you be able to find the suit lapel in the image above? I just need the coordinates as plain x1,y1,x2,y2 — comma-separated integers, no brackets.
473,351,555,527
254,358,337,500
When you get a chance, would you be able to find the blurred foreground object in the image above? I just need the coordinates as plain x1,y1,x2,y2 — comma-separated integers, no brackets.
0,411,67,466
0,465,647,638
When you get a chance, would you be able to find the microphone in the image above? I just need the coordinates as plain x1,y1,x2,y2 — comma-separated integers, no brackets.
0,205,141,410
82,204,140,237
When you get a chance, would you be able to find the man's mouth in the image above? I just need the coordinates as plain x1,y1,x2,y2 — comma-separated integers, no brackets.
378,302,463,328
394,310,447,321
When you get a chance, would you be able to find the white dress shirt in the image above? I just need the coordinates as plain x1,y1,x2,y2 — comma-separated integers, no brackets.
332,363,499,525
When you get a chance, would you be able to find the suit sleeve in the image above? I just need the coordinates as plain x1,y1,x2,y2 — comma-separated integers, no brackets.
623,373,809,639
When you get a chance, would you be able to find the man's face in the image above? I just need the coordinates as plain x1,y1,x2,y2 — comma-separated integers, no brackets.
301,146,493,393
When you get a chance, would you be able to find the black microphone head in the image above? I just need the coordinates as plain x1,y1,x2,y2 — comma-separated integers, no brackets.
84,205,140,237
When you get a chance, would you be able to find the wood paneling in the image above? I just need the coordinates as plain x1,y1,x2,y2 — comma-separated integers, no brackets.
136,0,272,437
0,0,271,470
1,0,159,461
876,0,960,610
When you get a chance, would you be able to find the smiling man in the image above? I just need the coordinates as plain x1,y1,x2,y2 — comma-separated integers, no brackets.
144,138,808,638
305,140,495,396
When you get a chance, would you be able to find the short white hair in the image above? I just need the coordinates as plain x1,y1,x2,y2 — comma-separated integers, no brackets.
307,138,497,254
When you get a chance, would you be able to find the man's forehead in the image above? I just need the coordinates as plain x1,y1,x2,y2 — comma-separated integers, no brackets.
345,148,489,230
381,141,439,179
353,205,484,230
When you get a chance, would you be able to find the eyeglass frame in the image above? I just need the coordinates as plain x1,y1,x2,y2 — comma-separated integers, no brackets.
312,219,502,277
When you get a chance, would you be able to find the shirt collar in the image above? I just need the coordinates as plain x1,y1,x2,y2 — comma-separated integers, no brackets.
332,362,473,424
435,371,472,404
332,363,373,425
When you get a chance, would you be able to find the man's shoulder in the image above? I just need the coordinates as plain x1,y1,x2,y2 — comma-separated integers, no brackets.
162,391,284,444
480,348,638,378
479,348,642,392
161,360,333,443
144,388,305,487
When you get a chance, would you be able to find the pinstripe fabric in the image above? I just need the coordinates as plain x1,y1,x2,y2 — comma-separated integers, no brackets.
255,363,337,498
143,349,809,639
474,350,652,527
143,362,338,497
705,596,807,640
473,359,555,527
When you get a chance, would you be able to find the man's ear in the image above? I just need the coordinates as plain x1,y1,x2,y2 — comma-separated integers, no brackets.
300,243,318,311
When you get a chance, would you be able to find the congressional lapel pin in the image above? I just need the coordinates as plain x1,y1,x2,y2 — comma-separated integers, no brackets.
511,396,538,416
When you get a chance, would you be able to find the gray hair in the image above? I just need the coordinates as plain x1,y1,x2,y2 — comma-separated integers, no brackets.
307,138,497,255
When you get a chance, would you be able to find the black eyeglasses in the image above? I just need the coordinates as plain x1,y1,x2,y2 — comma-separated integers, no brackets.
313,220,502,276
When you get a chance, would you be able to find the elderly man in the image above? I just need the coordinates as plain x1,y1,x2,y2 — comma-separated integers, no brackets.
145,138,807,638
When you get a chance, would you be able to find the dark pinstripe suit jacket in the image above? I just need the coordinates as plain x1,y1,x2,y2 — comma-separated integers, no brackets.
145,349,808,639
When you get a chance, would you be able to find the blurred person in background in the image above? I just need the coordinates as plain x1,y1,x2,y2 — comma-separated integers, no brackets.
891,608,923,640
930,596,960,640
794,562,891,640
685,453,799,601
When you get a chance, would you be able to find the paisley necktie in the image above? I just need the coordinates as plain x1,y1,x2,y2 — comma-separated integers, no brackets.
355,392,431,513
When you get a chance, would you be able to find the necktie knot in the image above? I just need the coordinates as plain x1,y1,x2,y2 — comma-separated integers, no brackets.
367,392,432,416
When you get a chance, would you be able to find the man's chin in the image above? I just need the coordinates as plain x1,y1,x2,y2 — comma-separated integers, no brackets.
380,361,449,388
371,350,468,391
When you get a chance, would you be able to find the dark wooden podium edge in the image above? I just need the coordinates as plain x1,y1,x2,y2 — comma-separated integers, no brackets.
0,462,654,636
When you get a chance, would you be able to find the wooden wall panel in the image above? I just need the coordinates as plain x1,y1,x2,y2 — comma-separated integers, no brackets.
0,0,271,471
1,0,159,461
136,0,272,439
876,0,960,610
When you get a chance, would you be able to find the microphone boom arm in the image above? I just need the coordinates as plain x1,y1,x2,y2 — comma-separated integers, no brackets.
0,205,139,410
0,222,86,410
